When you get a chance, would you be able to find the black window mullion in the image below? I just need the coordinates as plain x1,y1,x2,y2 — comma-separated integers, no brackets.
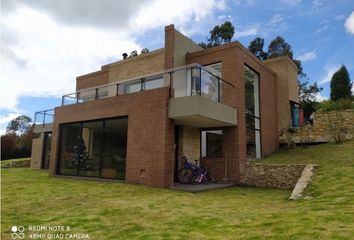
77,123,83,176
190,68,193,96
98,121,105,178
199,68,202,96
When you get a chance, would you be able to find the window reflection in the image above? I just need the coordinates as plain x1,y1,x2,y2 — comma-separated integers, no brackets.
244,65,261,159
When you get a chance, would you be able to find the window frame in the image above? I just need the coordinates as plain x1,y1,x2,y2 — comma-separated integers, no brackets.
200,128,224,158
244,64,262,159
56,116,128,179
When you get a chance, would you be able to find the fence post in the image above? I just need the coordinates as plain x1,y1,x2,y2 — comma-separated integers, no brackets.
43,111,46,127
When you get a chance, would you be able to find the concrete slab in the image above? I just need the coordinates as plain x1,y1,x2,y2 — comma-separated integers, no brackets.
170,183,235,193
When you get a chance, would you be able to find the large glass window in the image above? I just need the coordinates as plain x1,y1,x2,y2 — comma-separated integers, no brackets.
201,130,223,158
58,117,128,179
244,65,261,159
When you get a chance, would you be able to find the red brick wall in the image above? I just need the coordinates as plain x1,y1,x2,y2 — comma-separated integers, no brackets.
186,42,279,183
76,68,109,91
50,39,279,188
49,87,175,188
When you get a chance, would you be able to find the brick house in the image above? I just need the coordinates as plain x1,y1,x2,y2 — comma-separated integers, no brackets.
31,24,299,188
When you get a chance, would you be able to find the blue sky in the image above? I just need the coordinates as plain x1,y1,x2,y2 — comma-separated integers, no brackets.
1,0,353,134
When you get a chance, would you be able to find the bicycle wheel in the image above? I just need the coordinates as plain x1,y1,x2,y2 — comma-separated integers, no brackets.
178,168,193,184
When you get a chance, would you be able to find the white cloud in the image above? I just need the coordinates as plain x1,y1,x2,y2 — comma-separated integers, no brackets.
131,0,226,35
282,0,302,5
0,113,21,125
269,14,284,26
0,129,6,136
318,65,340,85
312,0,323,9
0,112,21,135
345,11,354,35
0,0,225,111
315,92,328,102
335,14,346,21
0,7,140,110
1,0,150,29
297,50,317,62
314,24,329,34
234,0,255,6
236,26,258,38
265,14,288,35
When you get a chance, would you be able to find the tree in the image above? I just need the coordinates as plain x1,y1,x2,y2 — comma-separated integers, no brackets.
71,138,90,171
248,36,305,77
126,48,149,58
267,36,293,59
6,115,32,136
199,21,235,48
330,65,352,100
248,35,319,118
1,133,17,160
18,125,34,156
293,59,306,78
128,50,138,58
299,81,322,120
248,37,268,60
141,48,149,54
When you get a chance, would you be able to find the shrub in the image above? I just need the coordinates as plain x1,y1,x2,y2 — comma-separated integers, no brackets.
318,99,354,112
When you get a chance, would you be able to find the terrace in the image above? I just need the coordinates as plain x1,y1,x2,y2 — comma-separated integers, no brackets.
34,64,237,128
61,63,237,127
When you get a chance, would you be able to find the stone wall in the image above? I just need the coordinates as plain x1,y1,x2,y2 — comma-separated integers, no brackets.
2,159,31,168
178,126,200,163
280,109,354,144
240,162,306,189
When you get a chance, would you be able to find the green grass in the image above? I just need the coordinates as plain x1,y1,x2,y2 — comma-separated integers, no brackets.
1,141,354,240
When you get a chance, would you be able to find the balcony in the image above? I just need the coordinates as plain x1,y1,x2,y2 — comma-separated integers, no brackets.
169,65,237,127
60,63,237,127
33,109,54,133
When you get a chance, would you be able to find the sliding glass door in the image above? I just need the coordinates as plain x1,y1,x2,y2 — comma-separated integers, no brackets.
101,119,127,180
78,121,102,177
58,117,128,179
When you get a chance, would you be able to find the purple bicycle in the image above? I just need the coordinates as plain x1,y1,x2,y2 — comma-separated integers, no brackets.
178,156,215,184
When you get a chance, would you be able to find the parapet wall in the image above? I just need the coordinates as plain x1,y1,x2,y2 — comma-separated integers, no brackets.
280,109,354,144
240,163,306,189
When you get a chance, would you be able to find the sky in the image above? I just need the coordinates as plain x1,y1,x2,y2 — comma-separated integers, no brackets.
1,0,354,135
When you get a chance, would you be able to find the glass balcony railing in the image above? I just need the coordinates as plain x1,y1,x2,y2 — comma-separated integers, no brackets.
61,64,234,106
34,109,55,126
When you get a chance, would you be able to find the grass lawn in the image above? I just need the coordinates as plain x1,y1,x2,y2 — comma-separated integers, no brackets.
1,140,354,239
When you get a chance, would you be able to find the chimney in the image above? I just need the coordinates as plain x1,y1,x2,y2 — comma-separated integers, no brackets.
122,53,128,60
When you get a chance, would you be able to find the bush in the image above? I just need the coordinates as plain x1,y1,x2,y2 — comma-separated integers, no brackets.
318,99,354,112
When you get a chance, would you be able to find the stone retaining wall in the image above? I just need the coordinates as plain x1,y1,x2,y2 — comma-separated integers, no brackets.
1,159,31,168
240,163,306,189
280,109,354,144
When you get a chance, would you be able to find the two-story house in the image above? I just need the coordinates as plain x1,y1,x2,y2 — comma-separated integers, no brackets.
31,24,299,188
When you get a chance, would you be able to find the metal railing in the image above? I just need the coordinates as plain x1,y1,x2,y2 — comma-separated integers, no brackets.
34,109,55,127
61,63,235,106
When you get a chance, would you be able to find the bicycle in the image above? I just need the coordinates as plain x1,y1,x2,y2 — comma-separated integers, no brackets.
177,156,215,184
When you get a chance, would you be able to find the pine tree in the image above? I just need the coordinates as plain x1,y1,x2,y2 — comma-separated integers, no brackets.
330,65,352,100
71,138,90,171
